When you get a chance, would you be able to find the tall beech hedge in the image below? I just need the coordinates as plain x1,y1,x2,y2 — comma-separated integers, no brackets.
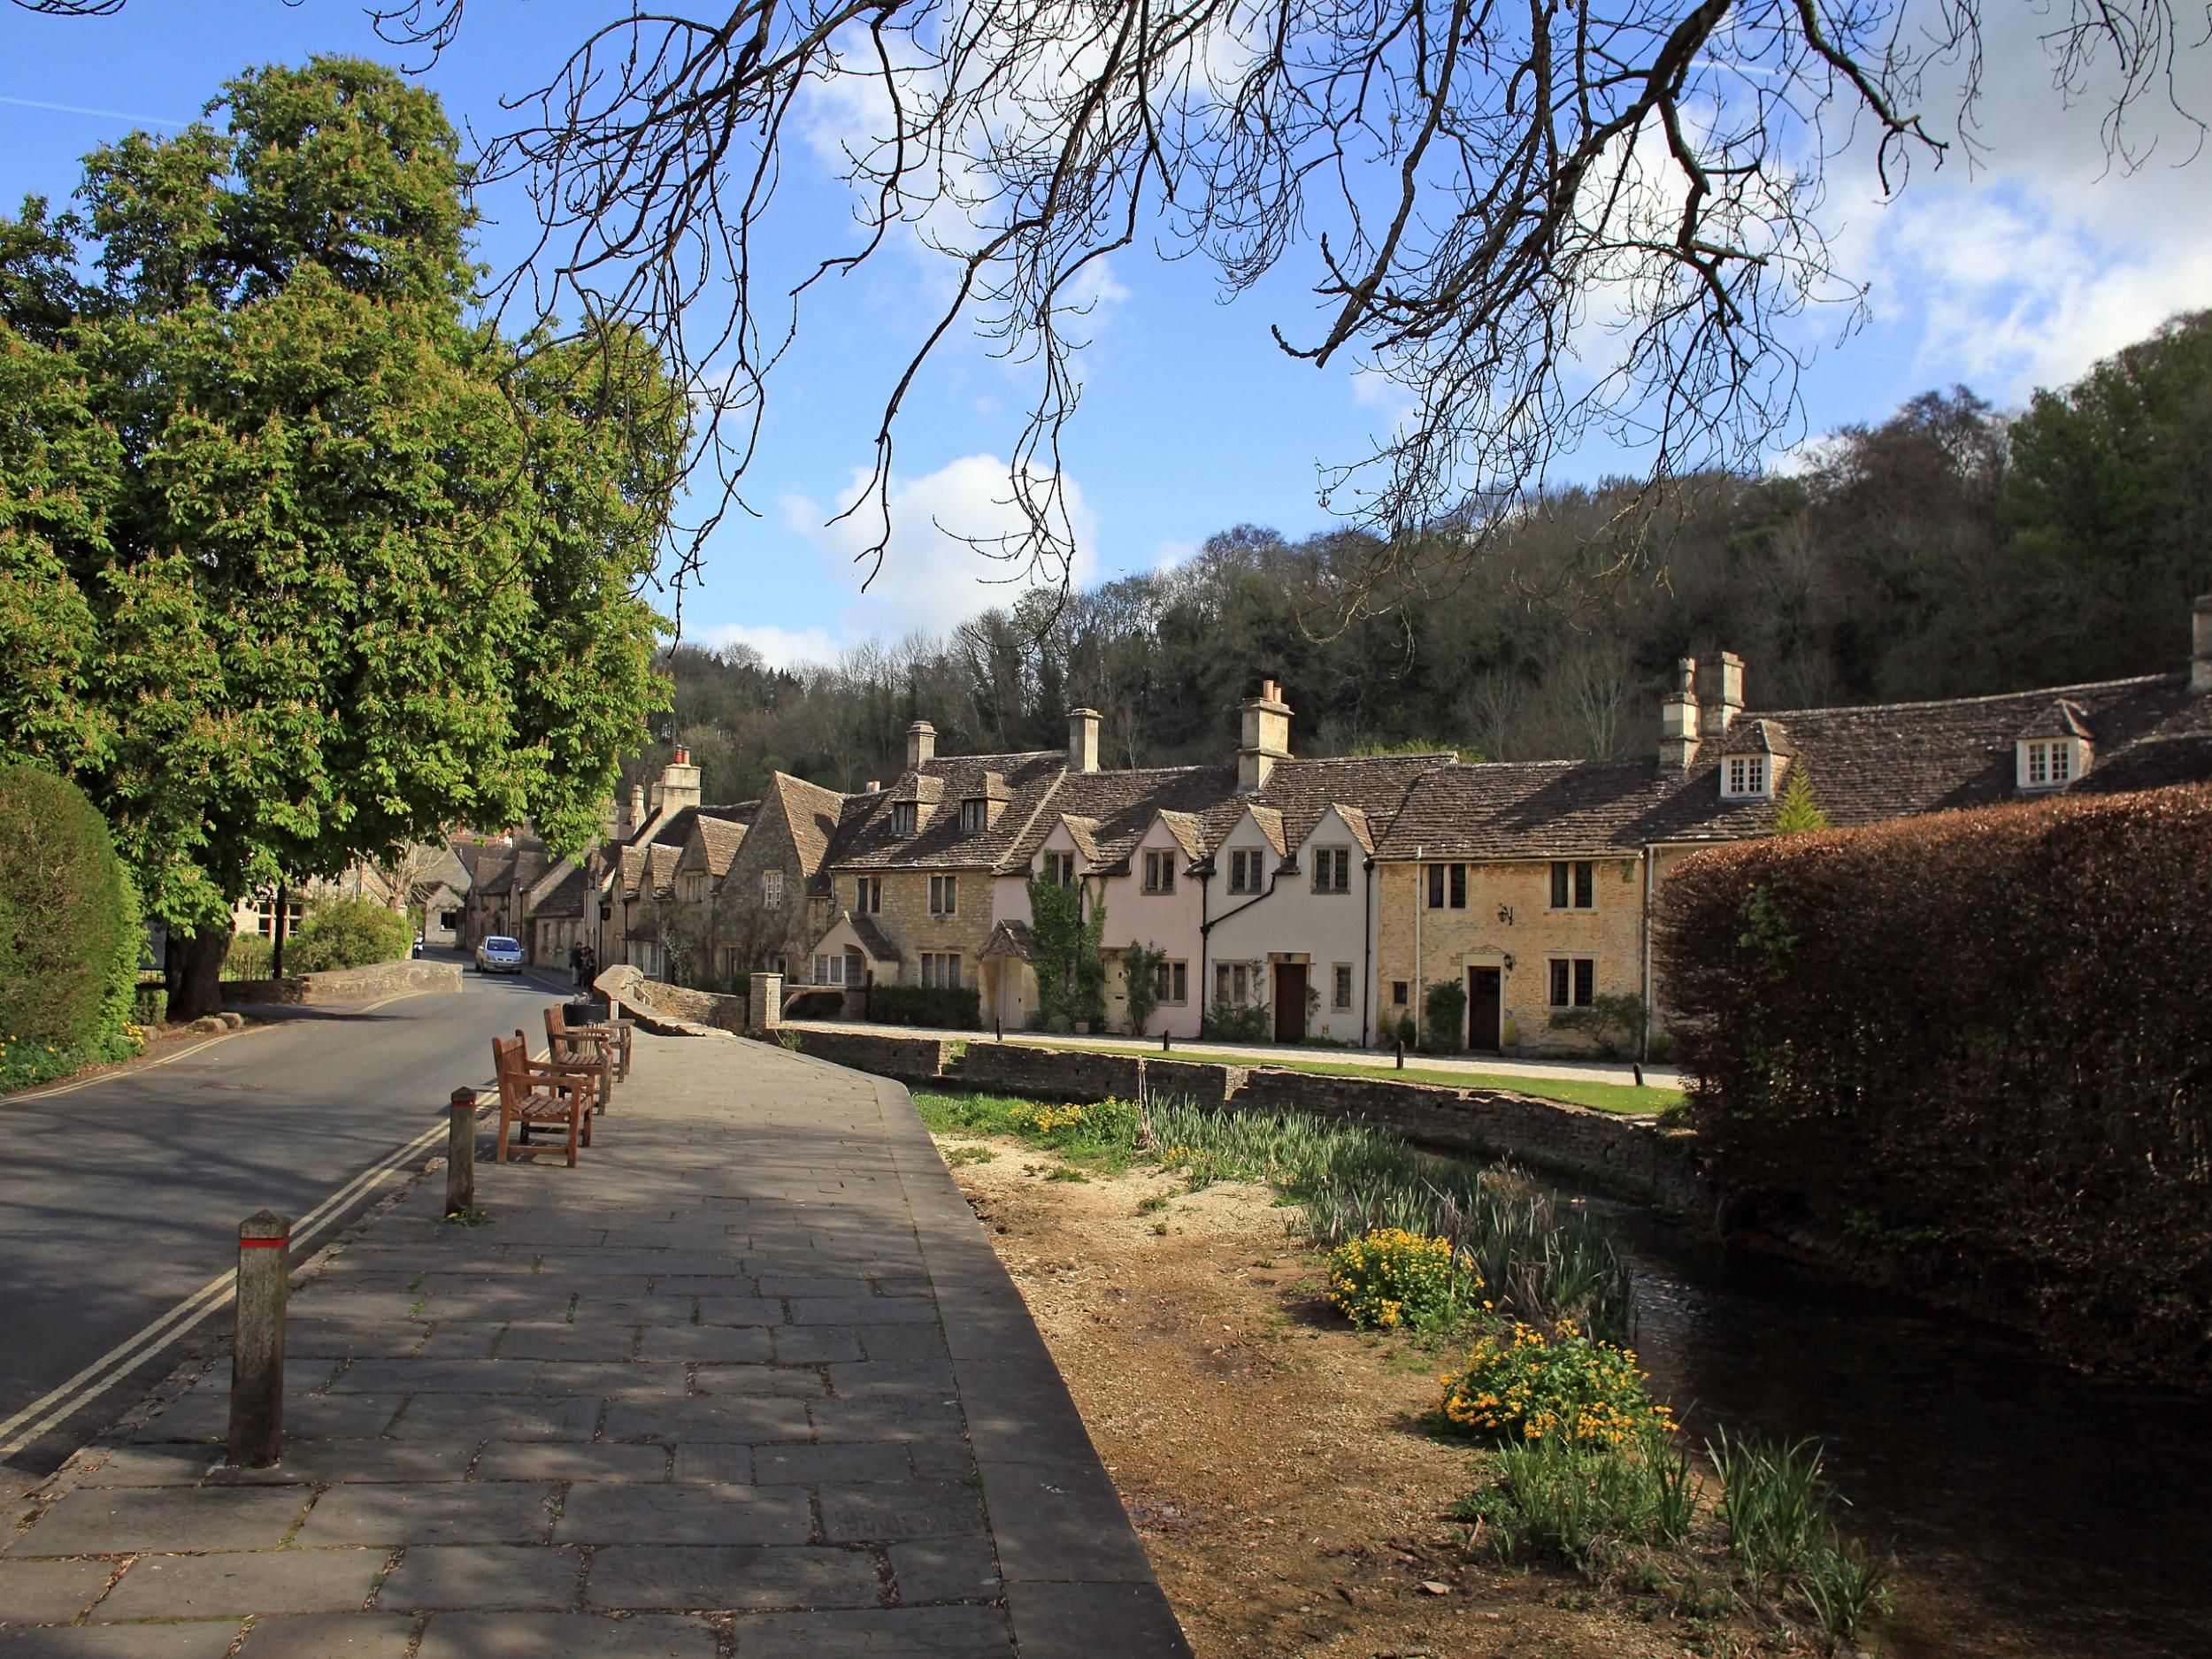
1656,784,2212,1381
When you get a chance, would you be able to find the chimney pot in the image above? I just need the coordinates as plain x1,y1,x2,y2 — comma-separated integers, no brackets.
1660,657,1701,772
1067,707,1102,773
2193,594,2212,694
905,720,937,769
864,780,881,794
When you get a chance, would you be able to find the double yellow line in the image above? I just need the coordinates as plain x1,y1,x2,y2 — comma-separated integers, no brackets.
0,1102,475,1463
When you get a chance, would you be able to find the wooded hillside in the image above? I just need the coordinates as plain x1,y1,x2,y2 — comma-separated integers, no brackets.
641,312,2212,802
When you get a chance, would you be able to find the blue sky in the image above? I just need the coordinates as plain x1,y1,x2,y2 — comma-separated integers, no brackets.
5,2,2208,664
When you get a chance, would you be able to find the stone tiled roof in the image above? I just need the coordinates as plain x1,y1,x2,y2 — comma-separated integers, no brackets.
532,863,587,919
2016,699,2093,741
770,772,850,878
1375,672,2212,857
980,919,1041,962
1196,754,1448,864
848,912,902,963
646,842,680,900
1002,765,1237,873
692,813,751,879
474,841,549,898
827,751,1068,872
1722,718,1794,757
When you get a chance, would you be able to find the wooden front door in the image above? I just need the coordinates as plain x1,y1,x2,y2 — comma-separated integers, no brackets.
1467,966,1502,1052
1273,963,1308,1044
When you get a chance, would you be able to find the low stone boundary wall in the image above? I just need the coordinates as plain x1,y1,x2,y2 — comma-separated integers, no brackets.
629,979,748,1033
780,1027,1707,1214
222,959,462,1006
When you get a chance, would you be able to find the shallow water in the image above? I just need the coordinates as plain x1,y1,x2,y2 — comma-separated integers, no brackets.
1596,1206,2212,1658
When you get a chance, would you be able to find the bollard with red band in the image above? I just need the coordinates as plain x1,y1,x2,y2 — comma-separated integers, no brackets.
228,1210,290,1468
446,1087,478,1217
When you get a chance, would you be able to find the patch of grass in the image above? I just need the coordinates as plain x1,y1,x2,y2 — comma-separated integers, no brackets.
1041,1165,1089,1182
1010,1038,1681,1115
943,1145,997,1167
441,1205,495,1227
1137,1193,1171,1212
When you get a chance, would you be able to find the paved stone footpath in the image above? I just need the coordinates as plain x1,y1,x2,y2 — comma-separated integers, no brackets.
0,1034,1190,1658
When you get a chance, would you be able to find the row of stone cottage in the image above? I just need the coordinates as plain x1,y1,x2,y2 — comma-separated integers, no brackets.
456,597,2212,1056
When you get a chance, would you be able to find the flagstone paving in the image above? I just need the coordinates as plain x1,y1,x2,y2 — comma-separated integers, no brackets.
1,1034,1189,1657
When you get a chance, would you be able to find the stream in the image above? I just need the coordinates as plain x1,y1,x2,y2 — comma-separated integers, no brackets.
1595,1206,2212,1658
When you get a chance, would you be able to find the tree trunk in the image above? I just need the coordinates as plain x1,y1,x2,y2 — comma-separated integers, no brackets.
172,929,230,1020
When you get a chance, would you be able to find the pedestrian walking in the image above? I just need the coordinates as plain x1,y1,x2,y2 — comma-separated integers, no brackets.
569,941,584,987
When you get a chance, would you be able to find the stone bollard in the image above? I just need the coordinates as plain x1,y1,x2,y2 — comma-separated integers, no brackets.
1161,1031,1171,1053
228,1210,290,1468
748,972,785,1034
1395,1040,1405,1070
446,1087,478,1215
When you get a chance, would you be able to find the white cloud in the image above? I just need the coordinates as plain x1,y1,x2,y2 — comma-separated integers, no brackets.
693,622,844,671
782,453,1101,641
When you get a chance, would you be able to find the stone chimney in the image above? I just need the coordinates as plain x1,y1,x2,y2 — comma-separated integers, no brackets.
657,745,702,817
1067,707,1102,773
2193,594,2212,694
864,780,881,794
1660,657,1701,772
1237,678,1294,794
1698,651,1745,740
906,720,937,770
626,783,646,839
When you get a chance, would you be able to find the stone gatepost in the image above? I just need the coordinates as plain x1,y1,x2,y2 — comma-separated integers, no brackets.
749,972,785,1033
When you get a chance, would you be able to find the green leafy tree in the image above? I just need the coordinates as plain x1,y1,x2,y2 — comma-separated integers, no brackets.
1028,878,1106,1032
1770,764,1832,834
0,59,681,1014
1423,978,1468,1053
287,898,412,974
0,763,141,1085
1119,940,1164,1038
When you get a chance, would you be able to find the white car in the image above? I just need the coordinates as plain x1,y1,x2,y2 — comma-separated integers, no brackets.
474,935,526,973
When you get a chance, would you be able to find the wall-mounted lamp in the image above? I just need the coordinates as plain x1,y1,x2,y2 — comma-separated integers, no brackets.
1502,954,1516,972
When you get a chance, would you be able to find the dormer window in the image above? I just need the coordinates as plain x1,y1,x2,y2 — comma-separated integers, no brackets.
1142,849,1176,894
1229,849,1266,894
960,798,987,834
1041,850,1076,887
891,803,918,836
2018,738,2079,791
1724,755,1770,799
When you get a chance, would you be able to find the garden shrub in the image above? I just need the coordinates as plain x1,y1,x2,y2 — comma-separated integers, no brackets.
224,932,274,979
1656,782,2212,1381
1437,1322,1674,1447
1200,999,1268,1042
286,898,411,972
869,982,982,1030
1453,1429,1696,1567
0,763,142,1089
1422,978,1466,1051
1326,1227,1479,1332
1546,991,1646,1059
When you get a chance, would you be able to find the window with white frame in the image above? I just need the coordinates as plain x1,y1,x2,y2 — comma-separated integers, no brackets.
1425,862,1468,909
1724,756,1770,798
960,798,987,833
1142,849,1176,894
1155,959,1188,1005
920,951,961,988
891,803,918,835
2019,739,2078,790
760,869,783,908
1332,964,1354,1010
1548,957,1596,1008
814,953,845,986
1312,847,1351,894
855,876,881,914
1228,849,1265,894
929,873,957,916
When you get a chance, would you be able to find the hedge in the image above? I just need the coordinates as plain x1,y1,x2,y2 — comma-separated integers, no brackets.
0,764,142,1089
869,983,982,1030
288,898,411,972
1655,783,2212,1382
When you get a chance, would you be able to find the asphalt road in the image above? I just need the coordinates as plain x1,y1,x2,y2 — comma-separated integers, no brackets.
0,956,576,1490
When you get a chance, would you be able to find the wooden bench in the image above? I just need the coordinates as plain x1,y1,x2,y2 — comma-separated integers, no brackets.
490,1033,594,1167
545,1005,615,1112
559,1001,634,1083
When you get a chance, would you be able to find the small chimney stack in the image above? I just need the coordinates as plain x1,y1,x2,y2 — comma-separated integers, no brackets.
1698,651,1745,740
626,783,646,838
657,746,702,817
2193,595,2212,694
1660,657,1701,772
1237,677,1294,794
864,780,881,795
906,720,937,770
1067,707,1102,773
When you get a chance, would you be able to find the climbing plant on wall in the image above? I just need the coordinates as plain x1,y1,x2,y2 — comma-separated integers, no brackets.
1028,877,1106,1032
